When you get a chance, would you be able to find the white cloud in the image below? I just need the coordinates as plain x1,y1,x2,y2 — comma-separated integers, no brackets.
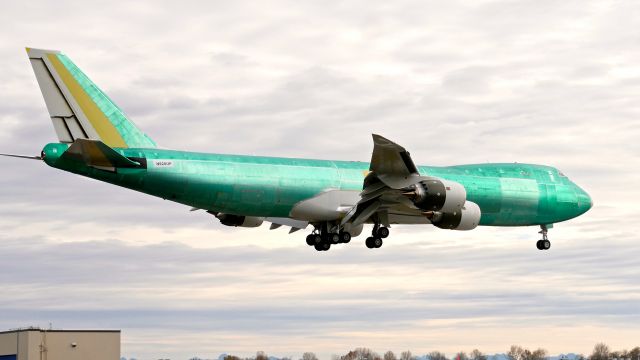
1,0,639,359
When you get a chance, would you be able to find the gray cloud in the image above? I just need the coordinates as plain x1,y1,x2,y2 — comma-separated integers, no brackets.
0,232,638,358
1,0,640,359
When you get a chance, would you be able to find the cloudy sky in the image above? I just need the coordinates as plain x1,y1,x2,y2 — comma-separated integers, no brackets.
1,1,639,359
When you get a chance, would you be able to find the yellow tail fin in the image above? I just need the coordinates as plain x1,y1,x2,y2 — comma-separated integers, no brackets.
26,47,156,149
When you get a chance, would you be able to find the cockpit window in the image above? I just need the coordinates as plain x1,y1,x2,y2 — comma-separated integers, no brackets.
558,171,567,177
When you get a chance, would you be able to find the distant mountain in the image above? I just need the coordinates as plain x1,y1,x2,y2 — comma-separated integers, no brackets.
550,354,582,360
487,354,509,360
213,354,284,360
414,353,582,360
209,352,583,360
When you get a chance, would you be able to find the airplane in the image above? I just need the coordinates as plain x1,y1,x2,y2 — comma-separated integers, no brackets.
0,48,593,251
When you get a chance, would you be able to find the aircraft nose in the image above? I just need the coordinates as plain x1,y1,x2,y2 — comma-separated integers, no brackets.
576,185,593,215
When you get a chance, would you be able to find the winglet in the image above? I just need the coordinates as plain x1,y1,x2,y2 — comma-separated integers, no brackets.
370,134,420,177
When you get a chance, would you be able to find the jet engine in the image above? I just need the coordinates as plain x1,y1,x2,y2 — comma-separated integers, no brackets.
404,178,466,213
430,201,481,230
215,213,263,227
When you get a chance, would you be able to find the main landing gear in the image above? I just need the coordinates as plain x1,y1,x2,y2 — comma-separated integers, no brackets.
365,223,389,249
536,224,551,251
305,222,352,252
305,221,390,251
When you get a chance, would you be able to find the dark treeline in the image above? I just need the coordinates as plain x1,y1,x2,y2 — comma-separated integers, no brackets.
208,344,640,360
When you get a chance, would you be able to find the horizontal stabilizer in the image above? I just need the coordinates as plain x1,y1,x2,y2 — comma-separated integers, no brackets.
61,139,141,171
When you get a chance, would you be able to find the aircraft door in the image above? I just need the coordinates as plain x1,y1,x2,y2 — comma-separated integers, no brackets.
538,184,557,218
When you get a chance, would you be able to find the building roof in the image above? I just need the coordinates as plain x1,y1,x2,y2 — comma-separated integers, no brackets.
0,328,120,335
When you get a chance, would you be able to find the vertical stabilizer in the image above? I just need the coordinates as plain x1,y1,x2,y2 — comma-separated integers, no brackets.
26,47,156,148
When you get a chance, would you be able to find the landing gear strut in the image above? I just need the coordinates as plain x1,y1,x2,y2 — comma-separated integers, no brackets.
366,223,389,249
536,224,551,250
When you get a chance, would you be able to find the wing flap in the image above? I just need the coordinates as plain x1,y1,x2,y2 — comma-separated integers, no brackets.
265,217,309,231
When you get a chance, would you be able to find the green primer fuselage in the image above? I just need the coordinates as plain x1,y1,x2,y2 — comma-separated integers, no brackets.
42,143,592,226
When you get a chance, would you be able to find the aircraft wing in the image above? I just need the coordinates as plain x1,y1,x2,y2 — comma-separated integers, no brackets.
370,134,422,188
342,134,429,227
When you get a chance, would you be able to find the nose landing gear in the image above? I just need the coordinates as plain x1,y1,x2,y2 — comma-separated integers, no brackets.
536,224,551,250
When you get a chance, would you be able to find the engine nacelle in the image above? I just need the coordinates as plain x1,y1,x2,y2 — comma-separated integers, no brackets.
432,201,481,230
405,178,466,213
216,213,263,228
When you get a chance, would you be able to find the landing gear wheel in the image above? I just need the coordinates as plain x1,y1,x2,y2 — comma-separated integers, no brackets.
376,226,390,239
536,239,551,250
365,237,375,249
373,237,383,248
339,231,351,243
312,234,322,245
537,225,551,251
306,234,315,246
315,242,331,251
329,233,340,244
